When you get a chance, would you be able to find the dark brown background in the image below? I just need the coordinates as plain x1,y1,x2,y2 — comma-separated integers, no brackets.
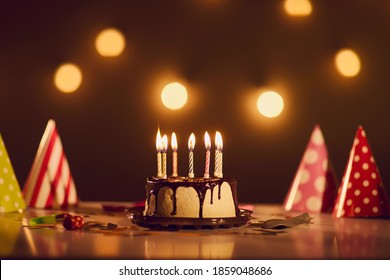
1,0,390,203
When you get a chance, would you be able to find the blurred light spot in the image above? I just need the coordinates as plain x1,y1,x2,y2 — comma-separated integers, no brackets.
284,0,312,16
54,63,82,93
335,49,361,77
257,91,284,118
161,82,188,110
95,28,126,57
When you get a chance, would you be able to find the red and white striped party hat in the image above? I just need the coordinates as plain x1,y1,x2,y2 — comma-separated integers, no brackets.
333,126,390,218
284,125,338,213
23,120,78,209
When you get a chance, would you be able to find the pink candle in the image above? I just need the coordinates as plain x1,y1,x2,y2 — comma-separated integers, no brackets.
204,131,211,178
171,132,178,177
156,129,163,178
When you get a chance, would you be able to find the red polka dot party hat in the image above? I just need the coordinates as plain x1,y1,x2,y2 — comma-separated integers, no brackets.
333,126,390,218
284,125,338,213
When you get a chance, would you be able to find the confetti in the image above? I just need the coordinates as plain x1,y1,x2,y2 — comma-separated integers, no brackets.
63,214,84,230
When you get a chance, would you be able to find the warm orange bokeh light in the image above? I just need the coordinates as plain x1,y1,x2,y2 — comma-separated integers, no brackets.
335,49,361,77
284,0,313,16
54,63,82,93
161,82,188,110
256,91,285,118
95,28,126,57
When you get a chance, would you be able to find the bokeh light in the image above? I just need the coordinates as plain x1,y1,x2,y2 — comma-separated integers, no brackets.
95,28,126,57
161,82,188,110
284,0,313,16
256,91,284,118
54,63,82,93
335,48,361,77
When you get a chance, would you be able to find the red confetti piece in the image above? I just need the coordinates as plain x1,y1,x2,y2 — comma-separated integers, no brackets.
63,214,84,230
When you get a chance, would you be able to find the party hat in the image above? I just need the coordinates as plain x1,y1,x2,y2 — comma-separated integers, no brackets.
23,120,78,209
284,125,338,213
333,126,390,218
0,135,26,213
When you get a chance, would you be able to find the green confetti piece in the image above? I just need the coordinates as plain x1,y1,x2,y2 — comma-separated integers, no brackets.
28,213,65,226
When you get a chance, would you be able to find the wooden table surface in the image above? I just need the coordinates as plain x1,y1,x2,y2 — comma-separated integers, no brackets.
1,202,389,259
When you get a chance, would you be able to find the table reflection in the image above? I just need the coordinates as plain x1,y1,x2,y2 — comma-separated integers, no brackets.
144,234,235,259
333,217,390,259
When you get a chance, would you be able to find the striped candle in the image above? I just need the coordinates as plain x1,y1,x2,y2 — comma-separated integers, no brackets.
214,131,223,178
204,131,211,178
156,129,163,178
161,134,168,179
188,133,195,178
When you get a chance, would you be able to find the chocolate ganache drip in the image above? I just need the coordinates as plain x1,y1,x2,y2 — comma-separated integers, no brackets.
145,177,238,218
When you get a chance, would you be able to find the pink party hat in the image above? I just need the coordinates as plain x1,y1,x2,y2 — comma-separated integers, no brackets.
333,126,390,218
284,125,338,213
23,120,78,209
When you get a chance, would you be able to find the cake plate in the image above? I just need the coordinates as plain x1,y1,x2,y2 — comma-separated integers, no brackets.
124,207,252,230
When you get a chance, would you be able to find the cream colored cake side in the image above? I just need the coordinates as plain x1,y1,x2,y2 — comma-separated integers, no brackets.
203,182,236,218
144,182,236,218
143,193,155,216
144,186,200,217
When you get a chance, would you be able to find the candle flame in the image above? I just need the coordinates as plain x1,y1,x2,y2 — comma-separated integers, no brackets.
156,129,163,152
162,135,168,152
215,131,223,151
188,133,195,151
204,131,211,150
171,132,178,151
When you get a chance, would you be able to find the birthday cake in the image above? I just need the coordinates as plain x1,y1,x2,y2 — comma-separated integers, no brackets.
143,177,238,218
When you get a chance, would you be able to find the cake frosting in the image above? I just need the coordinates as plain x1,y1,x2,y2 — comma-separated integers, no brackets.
143,177,238,218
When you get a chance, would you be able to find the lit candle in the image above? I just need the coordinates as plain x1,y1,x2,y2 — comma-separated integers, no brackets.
204,131,211,178
156,129,163,178
214,131,223,178
171,132,178,177
188,133,195,178
161,134,168,179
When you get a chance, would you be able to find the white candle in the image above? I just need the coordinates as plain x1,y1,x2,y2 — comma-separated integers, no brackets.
161,135,168,179
214,131,223,178
204,131,211,179
171,132,178,177
156,129,163,178
188,133,195,178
